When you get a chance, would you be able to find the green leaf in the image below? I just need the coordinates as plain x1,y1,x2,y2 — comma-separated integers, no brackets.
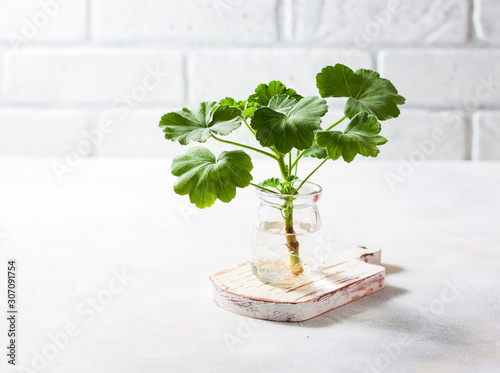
316,64,405,121
267,94,298,112
243,106,257,120
171,147,253,209
316,113,387,163
219,97,258,120
261,175,298,194
261,177,281,189
159,102,242,145
242,101,259,120
250,95,328,154
248,81,303,106
219,97,245,110
303,143,328,159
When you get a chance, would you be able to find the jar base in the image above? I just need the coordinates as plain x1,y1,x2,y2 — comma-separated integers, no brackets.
251,259,323,286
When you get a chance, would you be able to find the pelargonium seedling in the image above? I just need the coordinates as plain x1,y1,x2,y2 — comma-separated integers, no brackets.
159,63,405,276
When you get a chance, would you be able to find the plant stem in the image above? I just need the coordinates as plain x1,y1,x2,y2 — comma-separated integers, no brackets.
294,149,299,176
250,182,278,194
277,155,289,180
211,134,278,160
243,118,255,135
275,154,302,275
296,157,329,191
289,116,346,171
284,197,303,276
325,116,346,131
290,116,346,170
290,150,305,171
270,146,281,158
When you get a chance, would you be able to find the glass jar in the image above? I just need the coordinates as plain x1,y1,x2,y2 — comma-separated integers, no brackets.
251,181,323,285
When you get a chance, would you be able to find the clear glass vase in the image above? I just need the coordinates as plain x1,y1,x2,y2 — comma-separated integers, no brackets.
251,181,323,285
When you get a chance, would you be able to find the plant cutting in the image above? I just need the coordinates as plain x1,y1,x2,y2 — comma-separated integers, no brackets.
159,63,405,285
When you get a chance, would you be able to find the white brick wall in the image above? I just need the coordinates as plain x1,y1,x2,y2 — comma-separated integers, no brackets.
91,0,278,44
379,50,500,108
0,109,87,156
0,0,499,160
188,49,372,102
93,109,182,157
378,110,467,160
472,111,500,160
474,0,500,44
4,49,184,104
0,0,87,43
287,0,469,44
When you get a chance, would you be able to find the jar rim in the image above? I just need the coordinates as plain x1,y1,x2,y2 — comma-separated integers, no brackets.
254,180,322,199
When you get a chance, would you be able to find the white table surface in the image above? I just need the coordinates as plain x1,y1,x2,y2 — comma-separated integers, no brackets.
0,158,499,373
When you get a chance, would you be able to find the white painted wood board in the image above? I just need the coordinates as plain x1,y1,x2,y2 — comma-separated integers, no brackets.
210,244,385,322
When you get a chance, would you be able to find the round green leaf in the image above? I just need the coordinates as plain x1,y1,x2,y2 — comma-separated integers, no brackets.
171,147,253,209
248,81,303,106
316,113,388,163
250,95,328,154
159,102,242,145
316,64,405,121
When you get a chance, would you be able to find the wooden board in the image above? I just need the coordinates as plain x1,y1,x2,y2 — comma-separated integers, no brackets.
209,244,385,322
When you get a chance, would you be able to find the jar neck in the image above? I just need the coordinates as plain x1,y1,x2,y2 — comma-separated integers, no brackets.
255,180,322,208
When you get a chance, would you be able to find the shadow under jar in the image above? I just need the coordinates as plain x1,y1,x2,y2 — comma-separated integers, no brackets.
251,181,323,285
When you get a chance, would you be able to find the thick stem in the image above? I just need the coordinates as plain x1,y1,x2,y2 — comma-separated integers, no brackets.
276,155,303,275
284,197,303,276
277,155,289,180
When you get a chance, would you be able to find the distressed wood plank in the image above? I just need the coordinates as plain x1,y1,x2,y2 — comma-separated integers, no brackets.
209,244,385,322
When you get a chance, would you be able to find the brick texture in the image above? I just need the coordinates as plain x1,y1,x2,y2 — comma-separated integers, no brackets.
91,0,278,44
3,49,184,104
0,0,86,43
0,110,87,156
188,49,373,102
93,109,182,157
474,0,500,44
379,110,467,160
472,111,500,160
287,0,469,44
379,50,500,108
0,0,498,159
